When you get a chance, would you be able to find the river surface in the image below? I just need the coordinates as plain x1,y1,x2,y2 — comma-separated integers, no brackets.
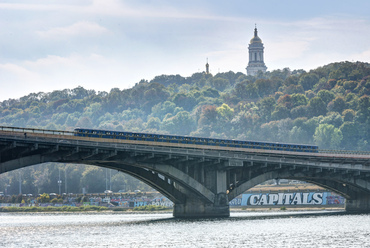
0,210,369,247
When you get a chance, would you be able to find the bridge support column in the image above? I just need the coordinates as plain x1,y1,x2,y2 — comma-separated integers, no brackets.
346,194,370,212
173,193,230,218
173,168,230,218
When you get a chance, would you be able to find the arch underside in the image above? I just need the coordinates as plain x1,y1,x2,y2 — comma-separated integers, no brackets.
88,160,216,205
0,152,215,206
228,165,370,201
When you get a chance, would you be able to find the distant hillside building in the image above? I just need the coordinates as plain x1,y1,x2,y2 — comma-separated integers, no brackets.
246,25,267,76
205,58,209,74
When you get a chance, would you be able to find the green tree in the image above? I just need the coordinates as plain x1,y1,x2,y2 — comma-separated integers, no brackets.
290,105,307,119
313,124,343,149
198,105,218,126
298,73,319,91
162,111,195,135
290,93,308,108
216,103,234,120
37,193,50,203
211,78,230,91
317,90,335,105
340,122,359,150
289,126,309,144
357,95,370,123
308,97,327,117
328,96,346,113
255,79,275,97
271,105,290,120
342,109,355,122
172,93,197,111
81,166,106,193
258,97,276,122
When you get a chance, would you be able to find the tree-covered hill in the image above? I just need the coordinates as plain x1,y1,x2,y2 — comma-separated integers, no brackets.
0,61,369,195
1,61,369,150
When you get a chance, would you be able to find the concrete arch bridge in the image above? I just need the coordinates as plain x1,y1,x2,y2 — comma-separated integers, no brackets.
0,127,369,218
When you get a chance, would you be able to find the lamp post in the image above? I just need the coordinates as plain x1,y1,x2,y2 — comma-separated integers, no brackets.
105,168,108,191
58,179,62,195
58,169,62,196
5,184,10,196
19,170,22,195
64,164,67,194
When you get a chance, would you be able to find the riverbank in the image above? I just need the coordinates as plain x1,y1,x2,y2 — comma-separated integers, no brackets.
0,205,345,214
0,204,170,213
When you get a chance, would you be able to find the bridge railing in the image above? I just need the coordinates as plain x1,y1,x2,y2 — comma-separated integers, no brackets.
319,149,370,155
0,126,74,136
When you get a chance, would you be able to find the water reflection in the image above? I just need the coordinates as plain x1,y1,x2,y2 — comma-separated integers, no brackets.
1,211,369,247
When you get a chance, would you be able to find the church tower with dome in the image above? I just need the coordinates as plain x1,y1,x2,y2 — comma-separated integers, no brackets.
246,25,267,76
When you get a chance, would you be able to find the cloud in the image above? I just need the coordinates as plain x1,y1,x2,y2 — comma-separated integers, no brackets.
0,63,40,81
0,2,76,12
0,53,137,101
37,21,109,39
267,41,310,61
0,1,249,23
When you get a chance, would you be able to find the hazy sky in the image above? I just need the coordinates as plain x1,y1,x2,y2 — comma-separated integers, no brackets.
1,0,369,101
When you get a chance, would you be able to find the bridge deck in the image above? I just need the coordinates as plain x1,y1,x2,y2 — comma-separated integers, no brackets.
1,128,369,162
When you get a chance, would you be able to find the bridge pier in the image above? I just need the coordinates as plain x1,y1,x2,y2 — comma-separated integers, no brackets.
172,164,230,218
346,194,370,213
173,193,230,218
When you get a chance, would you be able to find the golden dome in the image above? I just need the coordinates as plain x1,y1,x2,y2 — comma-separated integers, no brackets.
250,27,262,44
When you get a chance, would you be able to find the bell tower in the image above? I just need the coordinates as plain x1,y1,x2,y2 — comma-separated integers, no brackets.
246,25,267,76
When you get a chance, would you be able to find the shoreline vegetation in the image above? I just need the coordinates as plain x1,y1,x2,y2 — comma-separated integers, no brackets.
0,205,170,213
0,205,344,213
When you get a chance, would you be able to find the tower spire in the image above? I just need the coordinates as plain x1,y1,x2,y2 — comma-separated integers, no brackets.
254,23,258,37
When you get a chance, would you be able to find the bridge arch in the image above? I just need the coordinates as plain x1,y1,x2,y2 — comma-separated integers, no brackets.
88,161,216,205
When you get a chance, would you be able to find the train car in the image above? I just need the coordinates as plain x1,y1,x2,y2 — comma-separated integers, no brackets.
74,128,319,153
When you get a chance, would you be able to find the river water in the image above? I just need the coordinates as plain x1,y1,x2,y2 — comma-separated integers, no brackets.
0,211,369,247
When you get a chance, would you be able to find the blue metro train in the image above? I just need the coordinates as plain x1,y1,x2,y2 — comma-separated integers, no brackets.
74,128,319,153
